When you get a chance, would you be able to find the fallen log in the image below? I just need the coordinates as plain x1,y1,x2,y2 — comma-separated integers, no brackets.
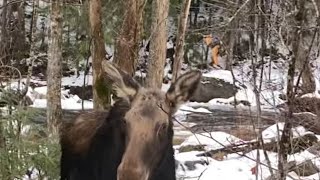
196,133,318,157
290,112,320,134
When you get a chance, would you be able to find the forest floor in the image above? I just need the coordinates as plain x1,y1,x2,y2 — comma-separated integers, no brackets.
4,57,320,179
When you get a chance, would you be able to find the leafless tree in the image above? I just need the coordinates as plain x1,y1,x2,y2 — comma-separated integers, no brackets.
113,0,145,76
47,0,63,134
145,0,169,88
89,0,111,110
172,0,192,82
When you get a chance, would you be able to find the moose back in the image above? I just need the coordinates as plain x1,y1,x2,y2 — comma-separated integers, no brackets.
60,61,201,180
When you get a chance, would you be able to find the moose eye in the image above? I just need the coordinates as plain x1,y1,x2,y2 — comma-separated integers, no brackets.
156,123,167,136
122,119,128,126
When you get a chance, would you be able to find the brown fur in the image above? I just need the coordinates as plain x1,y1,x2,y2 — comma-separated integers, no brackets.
60,61,202,180
60,111,109,155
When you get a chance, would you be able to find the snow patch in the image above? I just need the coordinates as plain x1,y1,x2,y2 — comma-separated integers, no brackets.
180,132,244,151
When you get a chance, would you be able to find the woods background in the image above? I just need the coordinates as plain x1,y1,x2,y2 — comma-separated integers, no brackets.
1,0,320,179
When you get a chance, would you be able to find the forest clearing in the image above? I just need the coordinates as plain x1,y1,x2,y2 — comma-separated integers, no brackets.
1,0,320,180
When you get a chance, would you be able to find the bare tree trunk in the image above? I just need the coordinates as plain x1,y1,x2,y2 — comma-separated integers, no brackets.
296,42,315,94
11,0,27,60
25,0,39,94
0,0,8,65
145,0,169,88
9,0,28,60
4,1,13,62
225,6,239,71
294,1,316,94
89,0,111,110
0,113,4,147
171,0,192,82
278,53,295,180
278,1,304,177
47,0,63,135
113,0,145,76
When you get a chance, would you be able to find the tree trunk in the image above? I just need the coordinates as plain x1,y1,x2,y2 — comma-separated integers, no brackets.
294,1,316,94
0,113,4,148
0,0,9,65
225,9,238,70
89,0,111,110
113,0,145,76
26,0,39,94
11,1,27,60
171,0,192,82
296,42,315,94
4,2,13,62
47,0,63,135
145,0,169,88
278,1,303,176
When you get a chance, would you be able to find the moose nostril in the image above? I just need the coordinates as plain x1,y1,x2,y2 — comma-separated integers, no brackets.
117,165,148,180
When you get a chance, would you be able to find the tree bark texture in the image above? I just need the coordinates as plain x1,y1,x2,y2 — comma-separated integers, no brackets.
26,0,39,94
11,0,27,60
0,0,9,65
145,0,169,88
294,1,316,94
47,0,63,135
278,4,303,176
171,0,192,82
89,0,111,110
113,0,145,76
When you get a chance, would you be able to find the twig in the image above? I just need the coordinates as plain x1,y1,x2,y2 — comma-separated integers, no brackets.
82,38,92,110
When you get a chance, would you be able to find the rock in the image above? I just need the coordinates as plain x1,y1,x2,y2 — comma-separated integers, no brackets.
229,100,251,106
293,159,319,176
278,97,320,115
179,145,206,153
307,142,320,155
67,85,93,100
184,160,208,171
175,151,211,179
190,76,238,102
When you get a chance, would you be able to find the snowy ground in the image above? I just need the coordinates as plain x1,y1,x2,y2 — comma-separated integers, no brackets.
174,123,320,180
2,58,320,180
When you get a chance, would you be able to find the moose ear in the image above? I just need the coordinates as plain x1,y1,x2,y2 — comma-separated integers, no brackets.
166,70,201,109
101,61,139,100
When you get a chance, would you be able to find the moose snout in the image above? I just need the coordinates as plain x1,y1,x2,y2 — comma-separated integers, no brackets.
117,162,149,180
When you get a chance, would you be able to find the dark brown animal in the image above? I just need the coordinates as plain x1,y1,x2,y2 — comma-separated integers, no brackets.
60,61,202,180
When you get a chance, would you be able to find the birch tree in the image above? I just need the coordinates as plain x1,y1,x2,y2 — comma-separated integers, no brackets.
145,0,169,88
47,0,63,134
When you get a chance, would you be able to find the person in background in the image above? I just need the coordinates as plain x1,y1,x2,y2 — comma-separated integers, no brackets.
203,34,222,69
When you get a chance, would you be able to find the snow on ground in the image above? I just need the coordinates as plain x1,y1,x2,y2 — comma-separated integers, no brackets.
30,87,93,110
176,124,320,180
3,57,320,180
11,55,318,112
174,104,211,121
180,131,244,151
198,58,320,110
31,96,93,110
61,71,93,86
202,69,235,84
1,76,94,110
183,60,287,109
261,123,314,143
175,151,214,180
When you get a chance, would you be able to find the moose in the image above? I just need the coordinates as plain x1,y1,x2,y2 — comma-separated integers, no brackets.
60,60,201,180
